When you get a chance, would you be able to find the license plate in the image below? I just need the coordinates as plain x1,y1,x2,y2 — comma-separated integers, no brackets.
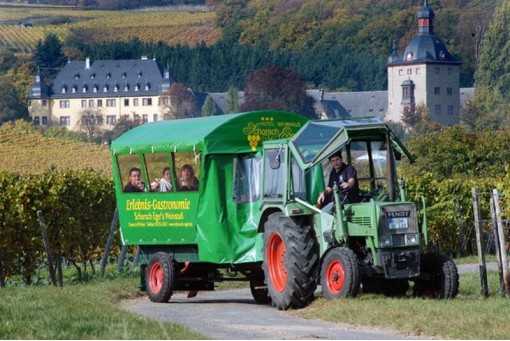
388,217,408,229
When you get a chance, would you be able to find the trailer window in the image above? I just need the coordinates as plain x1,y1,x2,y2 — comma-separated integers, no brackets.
144,153,174,192
175,151,201,192
117,154,146,193
233,155,261,203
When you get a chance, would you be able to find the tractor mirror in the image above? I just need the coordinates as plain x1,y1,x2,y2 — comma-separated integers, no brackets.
269,149,281,169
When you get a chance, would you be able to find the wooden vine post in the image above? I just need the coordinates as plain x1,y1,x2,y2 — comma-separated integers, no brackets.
471,187,489,297
37,210,57,287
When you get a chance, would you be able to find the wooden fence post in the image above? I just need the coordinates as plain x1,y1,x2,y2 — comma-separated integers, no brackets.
472,187,489,297
492,189,510,296
100,207,118,277
36,210,57,287
455,198,465,257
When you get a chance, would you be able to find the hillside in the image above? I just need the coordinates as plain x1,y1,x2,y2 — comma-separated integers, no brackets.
0,121,112,176
0,5,221,54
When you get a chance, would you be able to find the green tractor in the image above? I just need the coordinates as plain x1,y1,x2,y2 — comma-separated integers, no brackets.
110,112,458,310
259,117,459,309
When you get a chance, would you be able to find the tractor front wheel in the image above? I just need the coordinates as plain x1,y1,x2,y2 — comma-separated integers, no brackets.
320,247,360,300
414,252,459,299
146,252,176,303
262,212,319,310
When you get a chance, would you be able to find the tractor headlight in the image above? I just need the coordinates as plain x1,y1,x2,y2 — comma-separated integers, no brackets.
380,235,392,247
405,233,419,245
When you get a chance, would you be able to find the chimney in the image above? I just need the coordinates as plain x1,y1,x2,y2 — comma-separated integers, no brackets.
85,57,91,69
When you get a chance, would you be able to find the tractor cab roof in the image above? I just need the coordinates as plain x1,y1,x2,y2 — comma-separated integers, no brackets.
289,117,413,170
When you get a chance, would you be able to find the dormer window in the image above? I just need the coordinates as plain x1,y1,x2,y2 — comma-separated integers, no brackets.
103,85,108,92
138,71,142,78
93,84,98,93
114,83,119,92
406,52,413,61
82,85,88,93
122,72,127,78
106,72,111,79
145,82,150,91
72,85,77,93
75,73,80,79
134,83,139,91
124,84,129,91
91,73,95,79
61,86,67,94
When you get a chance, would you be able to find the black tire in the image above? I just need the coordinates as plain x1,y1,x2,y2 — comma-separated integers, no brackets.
262,212,319,310
414,252,459,299
249,276,271,304
320,247,360,299
146,252,176,303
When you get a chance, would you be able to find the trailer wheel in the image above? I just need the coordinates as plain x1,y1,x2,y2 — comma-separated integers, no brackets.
320,247,360,299
250,276,271,304
146,252,175,303
414,253,459,299
262,212,319,310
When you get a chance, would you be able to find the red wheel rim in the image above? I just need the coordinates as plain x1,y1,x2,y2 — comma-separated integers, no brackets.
268,232,287,292
326,259,345,294
149,262,163,293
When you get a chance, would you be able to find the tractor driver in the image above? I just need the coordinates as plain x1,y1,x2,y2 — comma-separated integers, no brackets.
317,151,361,213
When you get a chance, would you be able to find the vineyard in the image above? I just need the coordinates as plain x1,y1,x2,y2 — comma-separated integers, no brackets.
0,121,112,176
0,6,221,55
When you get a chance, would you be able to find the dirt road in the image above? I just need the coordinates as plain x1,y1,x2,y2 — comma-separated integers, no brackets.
122,288,425,340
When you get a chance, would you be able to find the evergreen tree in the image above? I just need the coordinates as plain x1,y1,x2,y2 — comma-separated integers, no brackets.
201,95,217,116
226,86,239,114
32,33,66,82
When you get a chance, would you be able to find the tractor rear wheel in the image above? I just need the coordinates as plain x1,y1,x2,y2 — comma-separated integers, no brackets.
320,247,360,299
262,212,319,310
414,252,459,299
146,252,176,303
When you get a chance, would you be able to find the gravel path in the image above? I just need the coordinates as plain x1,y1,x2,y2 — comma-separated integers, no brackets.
122,288,427,340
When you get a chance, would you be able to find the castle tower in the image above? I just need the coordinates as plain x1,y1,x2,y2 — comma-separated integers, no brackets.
386,0,461,125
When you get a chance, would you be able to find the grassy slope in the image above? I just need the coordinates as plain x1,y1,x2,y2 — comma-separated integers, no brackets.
0,126,112,175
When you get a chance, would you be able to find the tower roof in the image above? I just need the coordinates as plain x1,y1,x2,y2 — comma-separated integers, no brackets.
387,1,460,66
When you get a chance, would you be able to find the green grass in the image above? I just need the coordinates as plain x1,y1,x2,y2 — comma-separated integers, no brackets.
0,274,208,339
2,260,508,339
293,270,510,340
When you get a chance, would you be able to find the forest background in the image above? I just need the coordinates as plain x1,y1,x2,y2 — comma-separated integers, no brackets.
1,0,510,283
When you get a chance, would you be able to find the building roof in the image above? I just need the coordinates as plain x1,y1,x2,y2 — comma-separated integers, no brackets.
307,90,388,119
30,56,173,99
387,0,460,66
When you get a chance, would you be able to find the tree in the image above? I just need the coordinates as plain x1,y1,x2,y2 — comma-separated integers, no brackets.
472,1,510,129
240,65,317,119
77,109,104,142
401,103,441,136
226,86,239,114
103,115,141,143
33,33,66,82
0,75,28,124
201,95,217,116
159,83,199,119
